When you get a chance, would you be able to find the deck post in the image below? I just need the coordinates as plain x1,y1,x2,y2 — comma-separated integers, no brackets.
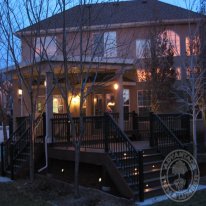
104,113,109,153
45,72,53,143
116,73,124,130
138,150,144,202
10,143,14,180
1,143,5,176
149,112,154,146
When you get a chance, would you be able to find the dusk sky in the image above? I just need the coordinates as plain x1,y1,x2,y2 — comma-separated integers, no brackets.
160,0,200,11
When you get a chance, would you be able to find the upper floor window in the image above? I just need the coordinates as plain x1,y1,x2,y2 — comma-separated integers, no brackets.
185,36,200,56
93,31,117,58
136,39,151,58
162,30,180,56
35,36,56,58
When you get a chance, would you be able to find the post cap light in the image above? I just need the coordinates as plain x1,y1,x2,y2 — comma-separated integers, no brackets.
18,89,23,96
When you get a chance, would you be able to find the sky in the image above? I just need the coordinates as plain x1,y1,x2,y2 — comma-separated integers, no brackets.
160,0,200,11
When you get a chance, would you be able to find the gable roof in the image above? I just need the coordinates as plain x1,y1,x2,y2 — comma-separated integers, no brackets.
19,0,204,33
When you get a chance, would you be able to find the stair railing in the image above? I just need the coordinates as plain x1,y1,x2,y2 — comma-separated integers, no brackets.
2,117,30,174
151,113,185,156
104,113,144,201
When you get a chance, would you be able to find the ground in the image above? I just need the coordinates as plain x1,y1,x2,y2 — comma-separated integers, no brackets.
0,175,134,206
1,175,206,205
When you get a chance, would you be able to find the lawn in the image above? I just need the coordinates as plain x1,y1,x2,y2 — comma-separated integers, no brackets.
0,175,134,206
153,189,206,206
0,182,50,206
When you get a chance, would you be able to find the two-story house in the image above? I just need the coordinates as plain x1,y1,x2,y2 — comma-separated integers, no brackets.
4,0,205,201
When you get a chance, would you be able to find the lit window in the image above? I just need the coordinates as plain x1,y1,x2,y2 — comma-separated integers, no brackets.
162,30,180,56
123,89,130,118
53,96,64,113
137,90,151,115
136,39,151,58
93,32,117,57
137,69,150,82
185,36,200,56
176,67,181,80
35,36,56,57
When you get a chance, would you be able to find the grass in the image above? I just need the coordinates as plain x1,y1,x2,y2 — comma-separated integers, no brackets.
0,176,134,206
0,182,51,206
153,189,206,206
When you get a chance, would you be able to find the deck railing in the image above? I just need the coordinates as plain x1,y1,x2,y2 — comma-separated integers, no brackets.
51,115,105,149
151,113,185,156
105,113,144,201
157,113,190,143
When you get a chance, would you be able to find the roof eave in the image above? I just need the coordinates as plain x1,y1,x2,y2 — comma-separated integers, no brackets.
16,18,204,37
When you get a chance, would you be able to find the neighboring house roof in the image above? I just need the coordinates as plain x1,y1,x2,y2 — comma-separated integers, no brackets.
19,0,204,33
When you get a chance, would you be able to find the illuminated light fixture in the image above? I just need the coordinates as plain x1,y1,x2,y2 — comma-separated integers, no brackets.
107,102,115,107
71,95,80,104
98,177,102,182
134,168,137,171
94,97,97,104
44,80,47,87
113,83,119,90
134,172,138,175
124,153,127,156
152,165,155,168
146,184,149,187
145,189,149,192
61,168,64,173
18,89,23,96
53,98,58,102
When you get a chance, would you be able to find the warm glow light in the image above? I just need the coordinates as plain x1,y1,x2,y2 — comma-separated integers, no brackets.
53,98,58,102
61,168,64,173
94,97,97,104
107,102,115,106
44,80,47,87
98,177,102,182
113,83,119,90
18,89,23,96
152,165,155,168
124,153,127,156
72,95,80,104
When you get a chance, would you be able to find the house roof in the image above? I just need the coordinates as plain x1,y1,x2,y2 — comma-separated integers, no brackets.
19,0,204,33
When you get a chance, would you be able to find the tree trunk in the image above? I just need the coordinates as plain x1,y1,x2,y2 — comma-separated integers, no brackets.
74,141,80,198
3,121,8,142
192,110,197,159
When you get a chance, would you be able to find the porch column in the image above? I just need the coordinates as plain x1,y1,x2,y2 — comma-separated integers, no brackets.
86,95,92,116
45,72,53,143
116,74,124,130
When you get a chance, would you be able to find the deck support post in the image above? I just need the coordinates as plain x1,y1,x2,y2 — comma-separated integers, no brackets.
149,112,154,146
138,150,144,202
116,73,124,130
1,143,5,176
45,72,53,143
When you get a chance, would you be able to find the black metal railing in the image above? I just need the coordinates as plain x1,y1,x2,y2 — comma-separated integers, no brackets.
1,113,45,178
151,113,185,156
2,117,30,173
105,113,144,201
10,127,31,179
52,116,105,149
158,113,190,143
34,113,46,143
